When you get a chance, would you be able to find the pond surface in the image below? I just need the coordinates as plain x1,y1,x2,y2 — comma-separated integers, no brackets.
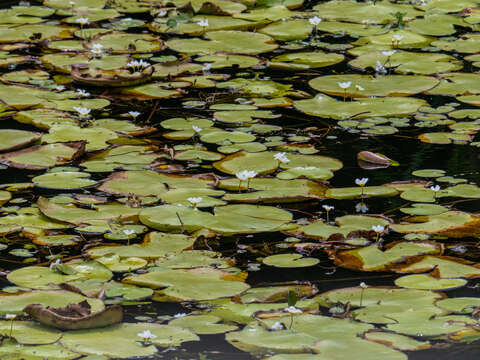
1,0,480,359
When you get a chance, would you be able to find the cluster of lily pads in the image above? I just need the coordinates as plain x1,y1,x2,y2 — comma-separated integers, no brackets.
0,0,480,358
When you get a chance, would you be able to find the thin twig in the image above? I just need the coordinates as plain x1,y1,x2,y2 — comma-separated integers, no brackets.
145,100,159,124
176,212,185,234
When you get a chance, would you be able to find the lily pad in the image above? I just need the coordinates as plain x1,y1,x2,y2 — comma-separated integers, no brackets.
124,267,250,301
167,31,278,55
0,142,85,170
295,94,426,120
60,323,198,358
309,75,439,98
395,274,467,291
263,254,319,268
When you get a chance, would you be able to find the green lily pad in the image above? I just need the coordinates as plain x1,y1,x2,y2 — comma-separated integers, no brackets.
309,75,439,98
219,177,327,203
104,282,153,301
390,211,480,238
313,0,423,24
436,297,480,314
169,314,238,334
386,313,476,337
140,204,293,235
418,132,472,144
333,241,441,272
14,109,77,130
395,274,467,291
60,323,198,358
259,19,313,41
364,331,430,351
400,203,448,216
396,256,480,278
0,142,85,170
0,320,61,345
412,169,446,177
37,197,140,226
87,232,196,259
431,33,480,54
33,172,97,190
125,267,250,301
196,54,261,69
96,254,147,272
7,261,112,289
317,286,445,324
263,254,319,268
326,186,398,200
217,78,293,98
0,24,75,43
0,339,80,360
0,130,41,152
295,94,426,120
167,31,278,55
0,290,105,315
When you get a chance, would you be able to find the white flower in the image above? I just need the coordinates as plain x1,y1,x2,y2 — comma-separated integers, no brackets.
137,330,157,340
54,85,65,91
430,185,440,192
338,81,351,89
236,171,249,181
355,85,365,91
49,259,61,271
187,197,203,206
359,282,368,289
5,314,16,320
202,63,212,72
69,1,75,5
308,16,322,26
127,60,139,69
75,17,89,25
76,89,90,97
393,34,404,41
236,170,257,181
157,10,167,17
173,313,187,318
372,225,385,233
127,60,149,71
274,152,290,164
91,43,103,54
138,59,150,68
355,178,369,186
382,50,396,57
123,229,135,236
73,106,91,117
19,1,30,5
271,321,284,330
284,306,302,314
375,60,387,75
128,111,141,119
355,202,369,213
247,263,261,271
197,19,209,27
322,205,334,211
192,125,202,133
